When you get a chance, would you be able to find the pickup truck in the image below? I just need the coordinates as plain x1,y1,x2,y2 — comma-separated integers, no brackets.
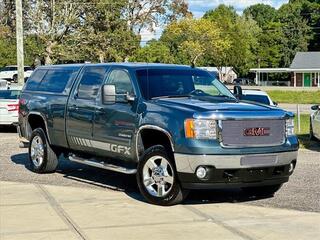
18,63,299,205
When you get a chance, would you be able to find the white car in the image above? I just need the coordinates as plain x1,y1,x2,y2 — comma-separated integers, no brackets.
239,89,277,106
0,87,22,125
310,105,320,141
0,65,33,83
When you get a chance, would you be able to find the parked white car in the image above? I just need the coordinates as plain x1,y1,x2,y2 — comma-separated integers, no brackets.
0,87,22,125
239,90,277,106
310,105,320,141
0,65,33,83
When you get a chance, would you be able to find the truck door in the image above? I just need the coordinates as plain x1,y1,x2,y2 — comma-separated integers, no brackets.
66,66,108,152
92,67,138,161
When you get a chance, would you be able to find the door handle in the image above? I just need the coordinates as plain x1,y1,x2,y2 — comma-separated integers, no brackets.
69,105,79,111
96,107,105,114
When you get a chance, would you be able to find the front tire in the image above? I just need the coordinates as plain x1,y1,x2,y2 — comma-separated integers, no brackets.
13,74,18,83
136,145,188,206
28,128,59,173
242,184,282,197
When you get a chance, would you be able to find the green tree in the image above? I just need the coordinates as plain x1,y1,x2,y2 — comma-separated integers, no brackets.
278,2,311,66
203,5,261,76
243,4,277,27
161,18,229,66
130,40,174,63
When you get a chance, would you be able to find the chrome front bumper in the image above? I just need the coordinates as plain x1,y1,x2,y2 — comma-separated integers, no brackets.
174,151,298,173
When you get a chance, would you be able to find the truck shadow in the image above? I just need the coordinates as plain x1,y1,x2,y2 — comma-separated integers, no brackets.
11,153,274,205
0,125,17,133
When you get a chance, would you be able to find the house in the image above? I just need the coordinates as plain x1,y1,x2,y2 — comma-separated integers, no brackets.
199,67,238,83
290,52,320,87
250,52,320,87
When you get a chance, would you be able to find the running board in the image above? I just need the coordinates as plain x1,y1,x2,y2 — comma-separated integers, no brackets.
69,155,137,174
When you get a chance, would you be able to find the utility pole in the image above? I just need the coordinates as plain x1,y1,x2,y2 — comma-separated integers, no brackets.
16,0,24,85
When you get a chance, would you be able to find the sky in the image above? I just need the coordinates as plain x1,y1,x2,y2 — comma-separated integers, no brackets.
140,0,289,43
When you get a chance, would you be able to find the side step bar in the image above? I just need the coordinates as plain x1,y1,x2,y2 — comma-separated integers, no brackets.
69,155,137,174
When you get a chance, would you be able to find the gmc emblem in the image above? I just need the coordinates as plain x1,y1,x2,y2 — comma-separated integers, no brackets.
243,127,270,137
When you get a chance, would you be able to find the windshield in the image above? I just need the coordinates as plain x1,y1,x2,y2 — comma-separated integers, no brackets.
135,68,235,100
0,90,21,99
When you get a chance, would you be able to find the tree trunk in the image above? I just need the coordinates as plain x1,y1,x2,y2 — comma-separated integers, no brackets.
45,41,55,65
99,53,105,63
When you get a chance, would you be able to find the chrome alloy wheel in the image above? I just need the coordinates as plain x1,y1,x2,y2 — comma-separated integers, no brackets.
30,136,44,167
143,155,174,197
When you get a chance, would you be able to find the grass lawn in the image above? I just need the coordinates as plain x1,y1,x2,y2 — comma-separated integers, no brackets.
294,114,319,149
267,90,320,104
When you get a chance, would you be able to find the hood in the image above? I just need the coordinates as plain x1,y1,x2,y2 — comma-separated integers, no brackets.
154,98,291,119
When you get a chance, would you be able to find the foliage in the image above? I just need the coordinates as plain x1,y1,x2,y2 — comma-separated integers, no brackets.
160,18,229,66
130,40,174,63
203,5,261,76
243,4,278,27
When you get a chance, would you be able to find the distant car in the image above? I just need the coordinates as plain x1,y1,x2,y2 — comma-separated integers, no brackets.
0,65,33,83
0,87,22,125
239,90,277,106
233,78,255,85
310,105,320,141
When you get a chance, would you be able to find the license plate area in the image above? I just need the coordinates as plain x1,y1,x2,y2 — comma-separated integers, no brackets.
240,155,277,167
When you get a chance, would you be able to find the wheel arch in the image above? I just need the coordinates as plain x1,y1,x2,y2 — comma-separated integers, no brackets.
27,112,51,143
136,125,175,161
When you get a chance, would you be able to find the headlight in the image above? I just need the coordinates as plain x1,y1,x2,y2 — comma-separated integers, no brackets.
184,119,217,139
286,118,295,136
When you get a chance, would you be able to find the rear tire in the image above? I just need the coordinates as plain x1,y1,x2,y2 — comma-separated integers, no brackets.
242,184,282,197
13,74,18,83
136,145,188,206
28,128,59,173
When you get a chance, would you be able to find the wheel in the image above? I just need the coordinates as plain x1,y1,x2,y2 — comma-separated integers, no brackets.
28,128,59,173
242,184,282,197
136,145,188,206
13,74,18,83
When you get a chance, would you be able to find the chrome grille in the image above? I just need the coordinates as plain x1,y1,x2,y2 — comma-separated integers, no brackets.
221,119,285,147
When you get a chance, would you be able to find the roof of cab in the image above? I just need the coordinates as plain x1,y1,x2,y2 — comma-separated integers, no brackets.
35,62,195,71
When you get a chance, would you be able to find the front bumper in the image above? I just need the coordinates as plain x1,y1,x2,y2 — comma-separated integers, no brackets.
174,151,298,189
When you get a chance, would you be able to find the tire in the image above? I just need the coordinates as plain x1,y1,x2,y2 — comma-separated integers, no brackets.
242,184,282,197
13,74,18,83
136,145,188,206
28,128,59,173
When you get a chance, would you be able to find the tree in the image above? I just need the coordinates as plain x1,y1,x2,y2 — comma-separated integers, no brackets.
243,4,277,27
160,18,229,67
124,0,191,34
203,5,261,76
278,2,311,66
130,40,174,63
24,0,85,64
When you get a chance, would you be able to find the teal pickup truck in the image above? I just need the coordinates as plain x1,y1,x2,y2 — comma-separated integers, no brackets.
18,63,299,205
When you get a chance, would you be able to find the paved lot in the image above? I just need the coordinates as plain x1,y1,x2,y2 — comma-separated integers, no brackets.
0,127,320,239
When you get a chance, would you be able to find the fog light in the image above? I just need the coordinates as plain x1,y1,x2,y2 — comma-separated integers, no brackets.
196,166,207,179
289,163,294,173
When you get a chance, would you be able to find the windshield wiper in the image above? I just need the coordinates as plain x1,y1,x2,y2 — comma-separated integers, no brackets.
151,95,191,100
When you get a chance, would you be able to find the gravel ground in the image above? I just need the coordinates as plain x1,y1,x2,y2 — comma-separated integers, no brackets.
1,126,319,212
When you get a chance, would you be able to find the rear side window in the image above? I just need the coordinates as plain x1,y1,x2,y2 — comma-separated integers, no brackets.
37,70,74,93
77,66,108,99
25,69,47,91
0,90,21,99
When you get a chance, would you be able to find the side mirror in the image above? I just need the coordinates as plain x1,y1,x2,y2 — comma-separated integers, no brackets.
273,101,278,106
102,84,116,104
311,105,320,111
233,85,242,98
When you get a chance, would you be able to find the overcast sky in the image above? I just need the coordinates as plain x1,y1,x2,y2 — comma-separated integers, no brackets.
140,0,289,43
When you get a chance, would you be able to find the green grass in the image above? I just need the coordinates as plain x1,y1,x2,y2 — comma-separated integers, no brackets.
294,114,319,149
267,90,320,104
